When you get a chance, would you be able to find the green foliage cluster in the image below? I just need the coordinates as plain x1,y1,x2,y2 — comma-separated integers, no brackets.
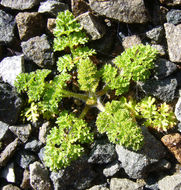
44,111,93,171
15,10,177,171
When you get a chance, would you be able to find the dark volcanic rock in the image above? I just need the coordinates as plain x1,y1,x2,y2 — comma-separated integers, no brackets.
1,0,41,10
89,0,149,24
0,10,15,44
166,9,181,25
0,83,22,125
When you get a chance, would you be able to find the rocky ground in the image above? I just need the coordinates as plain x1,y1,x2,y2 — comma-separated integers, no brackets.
0,0,181,189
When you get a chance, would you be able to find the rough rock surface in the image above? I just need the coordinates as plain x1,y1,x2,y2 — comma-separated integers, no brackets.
146,26,164,43
161,133,181,163
0,83,22,125
89,0,149,24
71,0,90,17
166,9,181,25
25,139,42,152
103,161,121,177
116,127,166,179
77,12,106,40
29,161,52,190
38,0,68,16
175,94,181,121
122,35,142,49
0,10,15,44
20,169,31,189
21,34,54,68
110,178,144,190
0,121,9,141
139,77,178,102
16,12,46,41
0,138,19,168
159,0,181,6
158,173,181,190
0,0,41,10
47,18,56,34
9,124,32,143
0,55,24,86
164,23,181,62
2,184,21,190
87,185,109,190
38,122,51,144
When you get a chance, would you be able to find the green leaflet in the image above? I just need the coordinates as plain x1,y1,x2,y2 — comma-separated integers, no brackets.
44,111,94,171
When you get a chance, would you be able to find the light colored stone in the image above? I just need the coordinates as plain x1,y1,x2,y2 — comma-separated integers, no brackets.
39,121,51,144
0,55,24,86
175,96,181,121
89,0,149,24
122,35,142,49
160,0,181,6
47,18,56,34
164,23,181,62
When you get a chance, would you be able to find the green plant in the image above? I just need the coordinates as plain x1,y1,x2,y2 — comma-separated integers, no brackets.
15,10,177,171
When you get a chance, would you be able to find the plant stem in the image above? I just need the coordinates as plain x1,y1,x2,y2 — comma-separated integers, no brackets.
61,89,89,102
79,105,90,119
96,86,109,97
96,98,105,112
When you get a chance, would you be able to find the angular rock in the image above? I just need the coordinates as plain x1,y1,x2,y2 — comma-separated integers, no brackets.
151,44,166,56
1,0,41,10
139,77,177,102
38,147,45,164
50,158,96,190
9,124,32,143
2,184,21,190
154,58,177,79
0,138,19,168
158,173,181,190
0,10,15,44
166,9,181,25
39,121,51,144
29,161,52,190
21,34,54,68
164,23,181,62
20,169,31,190
175,95,181,121
122,35,142,49
0,83,23,125
0,55,24,86
159,0,181,6
77,12,106,40
89,0,149,24
115,127,166,179
25,139,42,152
38,0,68,16
71,0,90,17
146,26,164,43
161,133,181,163
88,142,116,164
16,12,46,41
1,162,15,183
15,150,37,169
110,178,144,190
0,121,9,141
87,185,109,190
47,18,56,35
103,161,121,177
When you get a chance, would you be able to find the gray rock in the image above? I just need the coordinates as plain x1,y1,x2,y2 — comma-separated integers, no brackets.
38,0,68,16
1,162,15,183
154,58,177,79
87,185,109,190
151,44,166,56
167,9,181,25
164,23,181,62
146,26,164,43
122,35,142,49
110,178,144,190
88,142,116,164
21,34,54,68
1,0,41,10
71,0,90,17
103,161,121,177
77,12,106,40
38,147,45,164
115,127,166,179
177,122,181,132
175,97,181,121
20,169,31,190
139,77,178,102
0,121,9,141
15,150,37,169
0,138,19,168
0,10,15,44
50,158,96,190
145,175,159,190
158,173,181,190
0,55,24,87
2,184,21,190
9,124,32,143
25,139,42,152
39,121,51,144
89,0,149,24
159,0,181,6
0,83,23,125
29,161,52,190
16,12,46,41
